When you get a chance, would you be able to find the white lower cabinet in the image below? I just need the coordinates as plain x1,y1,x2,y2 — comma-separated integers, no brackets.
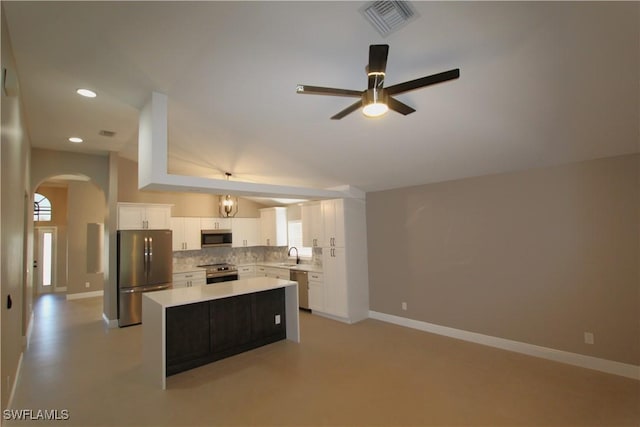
237,265,256,279
172,270,206,288
322,248,348,318
308,272,324,312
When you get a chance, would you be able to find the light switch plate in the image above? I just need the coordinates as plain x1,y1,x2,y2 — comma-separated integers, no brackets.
275,314,281,325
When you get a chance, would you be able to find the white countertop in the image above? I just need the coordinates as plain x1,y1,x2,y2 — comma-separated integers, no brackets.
144,276,297,308
256,262,323,273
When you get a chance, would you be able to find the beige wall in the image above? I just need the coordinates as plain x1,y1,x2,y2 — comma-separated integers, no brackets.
117,156,266,217
367,154,640,366
1,8,32,410
67,181,106,294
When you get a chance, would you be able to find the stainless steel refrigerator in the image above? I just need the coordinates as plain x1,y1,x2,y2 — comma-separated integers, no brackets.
117,229,173,327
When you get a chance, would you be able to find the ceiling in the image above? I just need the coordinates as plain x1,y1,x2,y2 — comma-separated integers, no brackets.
3,1,639,196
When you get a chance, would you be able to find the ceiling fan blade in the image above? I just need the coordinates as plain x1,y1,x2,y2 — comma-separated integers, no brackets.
296,85,362,98
386,69,460,96
387,97,416,116
367,44,389,90
330,100,363,120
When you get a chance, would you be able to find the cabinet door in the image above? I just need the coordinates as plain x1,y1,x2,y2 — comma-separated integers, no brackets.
252,289,286,343
260,209,276,245
210,294,252,356
182,217,201,250
166,302,211,374
308,279,324,311
302,203,322,248
201,217,231,230
231,218,260,248
260,208,287,246
170,217,185,251
145,205,172,229
321,199,345,248
118,205,145,230
322,247,348,318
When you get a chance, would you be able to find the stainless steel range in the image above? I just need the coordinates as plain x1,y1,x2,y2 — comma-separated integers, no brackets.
197,263,238,284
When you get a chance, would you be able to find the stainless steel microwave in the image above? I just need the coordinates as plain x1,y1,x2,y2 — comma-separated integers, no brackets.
201,229,232,248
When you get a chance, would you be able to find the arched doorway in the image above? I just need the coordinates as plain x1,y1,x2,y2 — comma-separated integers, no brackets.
33,174,106,297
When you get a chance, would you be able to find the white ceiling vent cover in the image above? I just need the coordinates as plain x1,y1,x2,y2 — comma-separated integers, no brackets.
360,1,418,37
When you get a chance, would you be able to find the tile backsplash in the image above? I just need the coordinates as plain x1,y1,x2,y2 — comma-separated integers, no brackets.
173,246,323,268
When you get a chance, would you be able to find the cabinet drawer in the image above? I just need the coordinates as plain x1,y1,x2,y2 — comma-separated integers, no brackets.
308,272,323,282
173,271,206,287
173,271,206,281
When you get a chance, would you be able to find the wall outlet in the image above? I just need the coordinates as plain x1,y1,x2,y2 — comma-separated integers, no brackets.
401,302,407,311
275,314,281,325
85,281,90,288
584,332,595,345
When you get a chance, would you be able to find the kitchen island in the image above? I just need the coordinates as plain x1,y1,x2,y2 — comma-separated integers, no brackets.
142,277,300,389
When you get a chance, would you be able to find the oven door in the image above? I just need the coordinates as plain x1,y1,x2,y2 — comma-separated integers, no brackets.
206,273,239,284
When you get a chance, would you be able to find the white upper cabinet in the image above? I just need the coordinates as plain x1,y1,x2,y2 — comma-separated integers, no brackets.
231,218,260,248
321,199,345,248
170,217,201,251
117,203,172,230
200,217,231,230
260,207,287,246
301,202,322,248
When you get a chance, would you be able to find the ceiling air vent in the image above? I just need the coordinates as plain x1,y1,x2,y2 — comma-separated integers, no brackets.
98,130,116,137
360,1,418,37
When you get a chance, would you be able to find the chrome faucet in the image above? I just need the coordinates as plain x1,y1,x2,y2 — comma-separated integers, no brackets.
287,247,300,264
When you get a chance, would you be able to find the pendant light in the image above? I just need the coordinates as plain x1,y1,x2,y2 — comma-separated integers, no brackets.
219,173,239,218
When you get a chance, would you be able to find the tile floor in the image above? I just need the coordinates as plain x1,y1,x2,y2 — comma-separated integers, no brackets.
6,294,640,426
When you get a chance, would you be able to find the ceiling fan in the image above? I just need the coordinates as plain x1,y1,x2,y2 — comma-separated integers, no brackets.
296,44,460,120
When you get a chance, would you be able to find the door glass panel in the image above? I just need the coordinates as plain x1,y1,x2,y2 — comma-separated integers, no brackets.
42,232,52,287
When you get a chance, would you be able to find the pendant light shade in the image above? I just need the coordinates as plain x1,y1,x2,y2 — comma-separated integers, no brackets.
219,173,239,218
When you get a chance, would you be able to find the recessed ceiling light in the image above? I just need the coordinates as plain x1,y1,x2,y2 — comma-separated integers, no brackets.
76,88,97,98
68,137,83,143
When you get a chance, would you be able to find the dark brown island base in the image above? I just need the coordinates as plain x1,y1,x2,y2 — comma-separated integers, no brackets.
142,277,300,389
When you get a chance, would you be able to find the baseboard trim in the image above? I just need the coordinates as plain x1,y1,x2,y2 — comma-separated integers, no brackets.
7,352,24,409
66,290,104,300
102,312,118,329
369,311,640,380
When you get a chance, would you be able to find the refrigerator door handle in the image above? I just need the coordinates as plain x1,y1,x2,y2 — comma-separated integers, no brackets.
143,236,149,281
148,236,153,266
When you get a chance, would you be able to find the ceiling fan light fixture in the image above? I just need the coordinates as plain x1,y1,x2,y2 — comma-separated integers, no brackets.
362,88,388,118
362,102,388,118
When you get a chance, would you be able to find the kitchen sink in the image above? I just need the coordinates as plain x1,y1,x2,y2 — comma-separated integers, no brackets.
279,263,298,267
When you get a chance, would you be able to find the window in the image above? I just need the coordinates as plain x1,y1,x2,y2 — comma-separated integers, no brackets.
34,193,52,222
287,220,312,258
